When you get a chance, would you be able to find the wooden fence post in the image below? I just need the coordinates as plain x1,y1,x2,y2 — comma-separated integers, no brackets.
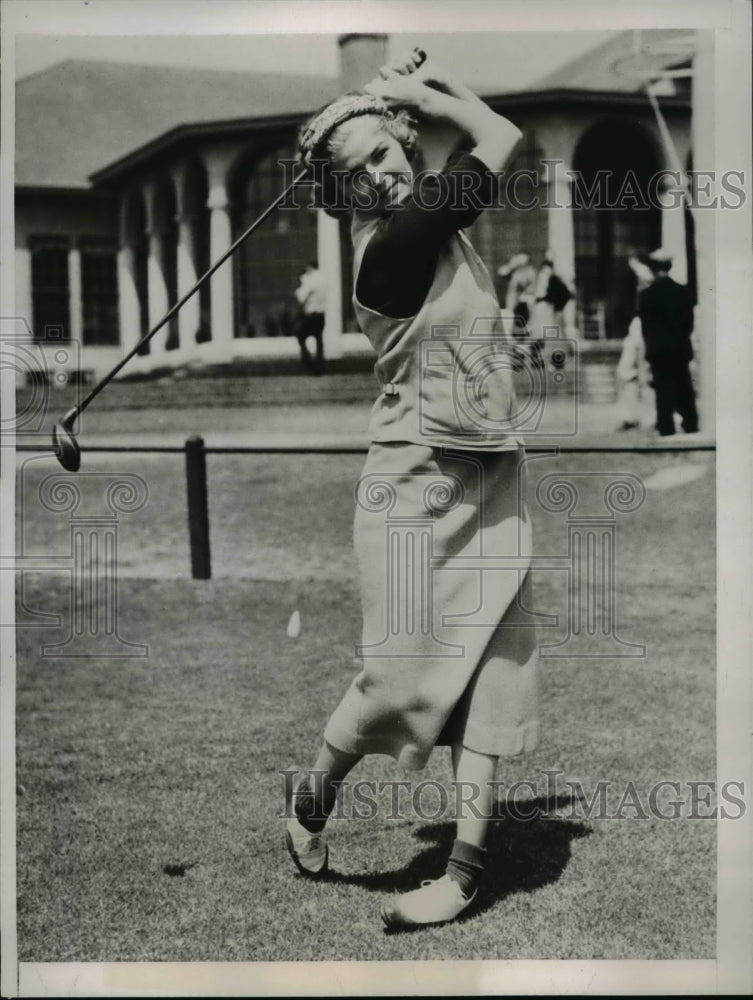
185,435,211,579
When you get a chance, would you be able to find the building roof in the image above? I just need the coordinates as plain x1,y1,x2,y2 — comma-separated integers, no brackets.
16,30,694,191
526,28,694,94
15,59,339,189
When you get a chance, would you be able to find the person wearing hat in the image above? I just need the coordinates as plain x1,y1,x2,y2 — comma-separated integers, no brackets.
638,248,698,436
615,251,653,431
294,260,326,374
530,249,573,360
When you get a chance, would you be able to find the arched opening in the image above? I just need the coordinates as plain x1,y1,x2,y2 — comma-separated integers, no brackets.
572,118,662,338
230,140,317,339
153,175,179,350
124,190,150,354
183,160,211,342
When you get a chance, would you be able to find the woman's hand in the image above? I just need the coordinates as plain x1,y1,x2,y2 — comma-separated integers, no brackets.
370,49,453,95
365,55,484,114
366,51,522,172
377,48,426,77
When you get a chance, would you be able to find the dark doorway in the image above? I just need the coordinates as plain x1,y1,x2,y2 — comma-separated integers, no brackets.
572,119,662,338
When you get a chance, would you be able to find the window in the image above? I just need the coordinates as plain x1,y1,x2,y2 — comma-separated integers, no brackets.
232,140,317,338
30,236,70,341
81,239,120,346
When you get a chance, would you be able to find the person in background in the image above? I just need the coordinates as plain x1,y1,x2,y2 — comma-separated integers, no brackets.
530,249,573,366
498,252,536,341
541,250,572,329
294,261,326,374
615,251,653,431
638,248,698,437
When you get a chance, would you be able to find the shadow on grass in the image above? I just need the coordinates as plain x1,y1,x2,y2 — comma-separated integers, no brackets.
321,794,592,925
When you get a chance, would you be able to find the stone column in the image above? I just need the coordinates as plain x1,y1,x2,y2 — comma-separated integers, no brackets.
177,215,200,348
117,196,144,360
206,184,235,353
143,181,170,360
173,166,201,359
202,148,237,355
68,240,83,345
116,245,142,358
659,175,688,285
317,209,343,358
545,159,577,335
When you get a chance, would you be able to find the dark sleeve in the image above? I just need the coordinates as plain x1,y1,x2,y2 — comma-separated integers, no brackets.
356,152,497,319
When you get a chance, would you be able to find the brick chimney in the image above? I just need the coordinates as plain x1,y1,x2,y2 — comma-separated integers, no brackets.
338,33,389,93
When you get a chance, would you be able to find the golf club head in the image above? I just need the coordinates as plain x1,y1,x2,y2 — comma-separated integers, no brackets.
52,419,81,472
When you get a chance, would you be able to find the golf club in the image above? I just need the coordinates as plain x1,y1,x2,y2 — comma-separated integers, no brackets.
52,165,310,471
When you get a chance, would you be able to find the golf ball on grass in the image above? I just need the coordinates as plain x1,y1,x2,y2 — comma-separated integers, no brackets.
287,610,301,638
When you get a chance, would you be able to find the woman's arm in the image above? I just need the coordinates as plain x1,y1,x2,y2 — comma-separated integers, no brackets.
364,66,521,174
356,57,520,317
376,51,496,113
413,61,490,110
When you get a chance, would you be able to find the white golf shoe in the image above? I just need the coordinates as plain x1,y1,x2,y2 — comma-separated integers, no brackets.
381,874,476,929
285,815,329,876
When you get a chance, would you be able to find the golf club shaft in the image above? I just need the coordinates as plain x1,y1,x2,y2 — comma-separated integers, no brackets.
63,166,310,425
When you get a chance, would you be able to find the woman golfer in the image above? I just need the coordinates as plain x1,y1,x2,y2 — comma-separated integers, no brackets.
287,49,539,929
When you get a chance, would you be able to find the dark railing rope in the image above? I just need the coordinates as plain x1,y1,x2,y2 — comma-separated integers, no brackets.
16,442,717,455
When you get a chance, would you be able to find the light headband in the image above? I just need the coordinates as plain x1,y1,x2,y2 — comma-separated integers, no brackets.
298,93,390,166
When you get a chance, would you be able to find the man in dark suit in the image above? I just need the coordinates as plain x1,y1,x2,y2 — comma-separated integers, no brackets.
638,248,699,436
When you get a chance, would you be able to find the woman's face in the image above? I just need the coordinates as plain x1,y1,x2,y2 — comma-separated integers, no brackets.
329,115,413,214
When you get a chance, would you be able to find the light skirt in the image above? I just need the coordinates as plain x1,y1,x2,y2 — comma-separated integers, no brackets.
324,442,540,772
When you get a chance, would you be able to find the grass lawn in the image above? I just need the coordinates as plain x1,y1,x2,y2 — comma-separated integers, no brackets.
15,448,716,961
